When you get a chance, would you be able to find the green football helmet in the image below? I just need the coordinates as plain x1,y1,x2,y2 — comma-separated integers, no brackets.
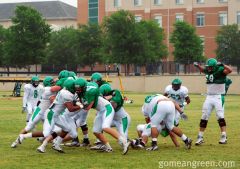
43,76,54,87
58,70,69,79
206,58,217,67
63,79,76,93
69,71,77,79
31,76,40,87
172,78,182,91
86,82,99,96
99,84,112,96
75,78,87,93
91,72,103,83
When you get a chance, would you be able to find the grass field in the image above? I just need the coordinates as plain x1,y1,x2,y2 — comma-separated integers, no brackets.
0,91,240,169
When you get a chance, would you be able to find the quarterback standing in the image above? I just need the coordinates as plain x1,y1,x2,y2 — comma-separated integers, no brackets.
194,58,232,145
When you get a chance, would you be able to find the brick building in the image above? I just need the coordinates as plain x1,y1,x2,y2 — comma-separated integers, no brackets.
78,0,240,60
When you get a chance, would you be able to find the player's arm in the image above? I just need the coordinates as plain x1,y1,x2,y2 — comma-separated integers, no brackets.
145,117,150,123
22,85,29,108
64,101,81,112
223,64,232,75
194,62,204,73
84,101,95,111
50,86,62,92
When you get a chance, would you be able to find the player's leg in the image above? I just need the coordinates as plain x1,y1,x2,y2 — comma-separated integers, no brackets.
215,95,227,144
195,96,213,145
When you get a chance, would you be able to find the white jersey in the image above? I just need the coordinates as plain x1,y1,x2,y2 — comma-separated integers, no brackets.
164,85,188,106
51,89,75,116
40,86,57,103
142,94,167,118
22,83,44,107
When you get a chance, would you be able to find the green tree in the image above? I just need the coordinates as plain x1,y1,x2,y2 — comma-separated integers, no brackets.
46,27,79,65
136,20,167,64
0,25,7,65
170,21,205,64
77,24,103,70
4,5,51,67
216,24,240,67
102,10,142,74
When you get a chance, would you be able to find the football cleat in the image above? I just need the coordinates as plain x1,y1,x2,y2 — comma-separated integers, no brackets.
52,144,64,153
122,141,131,155
219,135,227,144
37,145,46,153
90,144,103,150
184,138,192,149
11,140,18,148
195,136,204,146
64,141,80,147
99,145,113,153
80,138,90,147
146,145,158,151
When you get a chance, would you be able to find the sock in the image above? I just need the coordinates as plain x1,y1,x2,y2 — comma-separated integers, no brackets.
152,138,157,146
221,132,226,136
181,134,187,141
42,140,48,148
83,134,88,139
23,133,32,138
56,137,63,145
198,131,204,137
105,142,112,149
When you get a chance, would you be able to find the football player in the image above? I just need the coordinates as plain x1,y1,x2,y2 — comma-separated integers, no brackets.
194,58,232,145
22,76,44,124
164,78,190,126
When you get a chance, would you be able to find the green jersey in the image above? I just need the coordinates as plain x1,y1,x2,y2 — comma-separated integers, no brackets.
111,89,124,112
204,65,226,95
79,82,99,109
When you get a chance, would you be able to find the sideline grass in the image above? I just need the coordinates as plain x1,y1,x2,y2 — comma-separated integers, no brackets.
0,92,239,169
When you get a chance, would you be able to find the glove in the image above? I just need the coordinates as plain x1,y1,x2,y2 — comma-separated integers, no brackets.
217,62,224,66
22,107,27,114
193,62,199,67
76,102,84,109
180,112,188,120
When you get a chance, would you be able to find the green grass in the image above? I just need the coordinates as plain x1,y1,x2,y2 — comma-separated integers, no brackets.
0,92,240,169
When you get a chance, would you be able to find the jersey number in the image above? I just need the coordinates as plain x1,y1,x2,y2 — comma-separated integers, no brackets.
206,74,214,83
34,90,38,98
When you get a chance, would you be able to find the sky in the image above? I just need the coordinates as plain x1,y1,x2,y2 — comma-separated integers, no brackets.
0,0,77,7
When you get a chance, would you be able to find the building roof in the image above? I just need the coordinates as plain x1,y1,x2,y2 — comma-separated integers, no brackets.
0,1,77,21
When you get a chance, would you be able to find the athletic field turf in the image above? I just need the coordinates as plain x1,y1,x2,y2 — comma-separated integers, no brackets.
0,91,239,169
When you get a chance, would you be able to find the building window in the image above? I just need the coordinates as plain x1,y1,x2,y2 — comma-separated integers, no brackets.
237,12,240,24
196,13,205,26
134,0,142,6
176,0,184,5
135,15,142,22
88,0,98,24
196,0,204,3
176,14,184,22
219,13,227,25
154,0,162,5
200,36,205,55
154,15,162,27
219,0,227,2
114,0,121,7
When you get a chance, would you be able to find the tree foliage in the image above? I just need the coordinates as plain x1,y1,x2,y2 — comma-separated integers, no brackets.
77,24,103,69
4,5,51,67
216,24,240,65
0,25,7,65
170,21,205,64
46,27,79,65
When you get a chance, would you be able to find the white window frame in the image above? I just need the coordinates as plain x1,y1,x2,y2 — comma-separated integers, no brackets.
237,11,240,25
219,0,227,3
114,0,121,7
200,36,205,55
175,13,184,22
176,0,184,5
134,0,142,6
196,13,205,27
154,15,163,27
135,15,142,22
219,12,228,26
154,0,162,5
196,0,204,4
